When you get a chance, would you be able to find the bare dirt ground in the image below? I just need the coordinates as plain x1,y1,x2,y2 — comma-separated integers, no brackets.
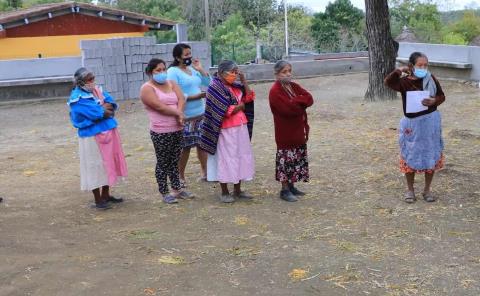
0,73,479,296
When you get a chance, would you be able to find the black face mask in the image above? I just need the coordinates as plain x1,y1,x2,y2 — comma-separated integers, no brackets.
183,57,192,66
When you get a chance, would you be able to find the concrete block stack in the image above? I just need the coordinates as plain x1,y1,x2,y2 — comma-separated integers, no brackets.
81,37,211,100
81,38,127,100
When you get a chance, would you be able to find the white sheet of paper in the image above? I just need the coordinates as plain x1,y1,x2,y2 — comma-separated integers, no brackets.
406,91,429,113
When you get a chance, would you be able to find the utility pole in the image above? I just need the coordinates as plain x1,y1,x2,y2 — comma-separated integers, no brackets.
204,0,210,42
284,0,289,58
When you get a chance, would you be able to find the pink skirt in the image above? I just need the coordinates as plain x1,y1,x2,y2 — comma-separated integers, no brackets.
207,124,254,184
79,128,128,191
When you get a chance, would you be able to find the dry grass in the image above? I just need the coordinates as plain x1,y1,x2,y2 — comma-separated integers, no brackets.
0,73,479,295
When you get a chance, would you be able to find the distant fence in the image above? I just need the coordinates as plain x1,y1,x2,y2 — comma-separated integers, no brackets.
210,54,370,82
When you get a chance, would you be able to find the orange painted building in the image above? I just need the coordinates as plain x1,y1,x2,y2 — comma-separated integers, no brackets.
0,2,176,59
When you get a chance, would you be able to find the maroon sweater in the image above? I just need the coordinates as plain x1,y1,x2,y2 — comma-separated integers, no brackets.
384,69,446,118
269,81,314,149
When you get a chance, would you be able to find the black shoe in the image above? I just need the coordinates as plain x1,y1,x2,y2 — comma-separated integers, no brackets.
280,189,298,202
288,184,305,196
94,201,112,210
107,196,124,203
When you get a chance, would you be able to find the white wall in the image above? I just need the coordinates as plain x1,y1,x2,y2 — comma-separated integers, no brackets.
0,57,81,81
398,42,480,82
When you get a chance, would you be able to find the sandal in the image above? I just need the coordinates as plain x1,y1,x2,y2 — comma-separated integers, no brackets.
234,191,253,200
177,191,195,199
404,191,416,203
163,194,178,204
220,194,235,203
422,192,436,202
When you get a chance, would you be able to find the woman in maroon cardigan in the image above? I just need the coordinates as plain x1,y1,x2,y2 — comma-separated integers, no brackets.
384,52,445,203
269,60,314,202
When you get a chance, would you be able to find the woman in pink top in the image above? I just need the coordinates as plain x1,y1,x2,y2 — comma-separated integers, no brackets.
201,60,255,203
140,58,195,204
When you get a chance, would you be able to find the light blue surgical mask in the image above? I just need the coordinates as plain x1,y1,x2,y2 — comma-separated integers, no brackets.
153,72,167,84
414,67,428,79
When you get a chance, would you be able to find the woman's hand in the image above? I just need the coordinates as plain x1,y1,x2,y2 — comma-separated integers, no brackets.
238,71,247,83
189,92,206,100
176,112,185,125
103,102,114,110
102,104,114,118
422,97,436,107
232,102,245,114
192,58,203,71
399,65,411,75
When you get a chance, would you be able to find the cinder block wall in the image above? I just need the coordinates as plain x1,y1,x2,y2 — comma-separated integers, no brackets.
81,37,211,100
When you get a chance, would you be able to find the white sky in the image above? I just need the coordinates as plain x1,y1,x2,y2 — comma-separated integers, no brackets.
290,0,479,12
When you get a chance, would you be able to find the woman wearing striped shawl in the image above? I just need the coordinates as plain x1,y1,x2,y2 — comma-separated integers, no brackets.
199,60,255,203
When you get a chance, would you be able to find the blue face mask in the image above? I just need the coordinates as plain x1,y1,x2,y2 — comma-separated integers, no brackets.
153,72,167,84
414,68,428,79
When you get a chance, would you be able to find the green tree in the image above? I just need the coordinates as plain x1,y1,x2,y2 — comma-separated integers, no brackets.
7,0,21,8
235,0,278,60
211,13,256,65
442,32,467,44
0,0,12,11
311,0,365,52
0,0,21,11
260,4,314,60
115,0,182,43
389,0,442,43
448,10,480,42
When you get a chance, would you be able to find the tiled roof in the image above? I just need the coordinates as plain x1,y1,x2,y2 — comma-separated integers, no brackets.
0,2,177,30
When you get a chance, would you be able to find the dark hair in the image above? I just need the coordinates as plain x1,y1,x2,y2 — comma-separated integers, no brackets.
409,52,428,66
170,43,191,67
145,58,166,76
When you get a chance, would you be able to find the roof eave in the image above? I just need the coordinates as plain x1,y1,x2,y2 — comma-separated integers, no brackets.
0,2,176,31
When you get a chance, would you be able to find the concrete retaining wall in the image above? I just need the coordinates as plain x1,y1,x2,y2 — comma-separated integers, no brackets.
286,51,368,62
398,42,480,82
211,57,369,81
0,57,81,81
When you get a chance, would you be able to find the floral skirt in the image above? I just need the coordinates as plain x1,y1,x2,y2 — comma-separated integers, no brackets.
275,144,309,183
400,153,444,174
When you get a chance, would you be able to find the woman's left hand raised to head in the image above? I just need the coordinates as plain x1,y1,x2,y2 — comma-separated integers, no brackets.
192,58,203,71
238,71,247,83
422,98,436,107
